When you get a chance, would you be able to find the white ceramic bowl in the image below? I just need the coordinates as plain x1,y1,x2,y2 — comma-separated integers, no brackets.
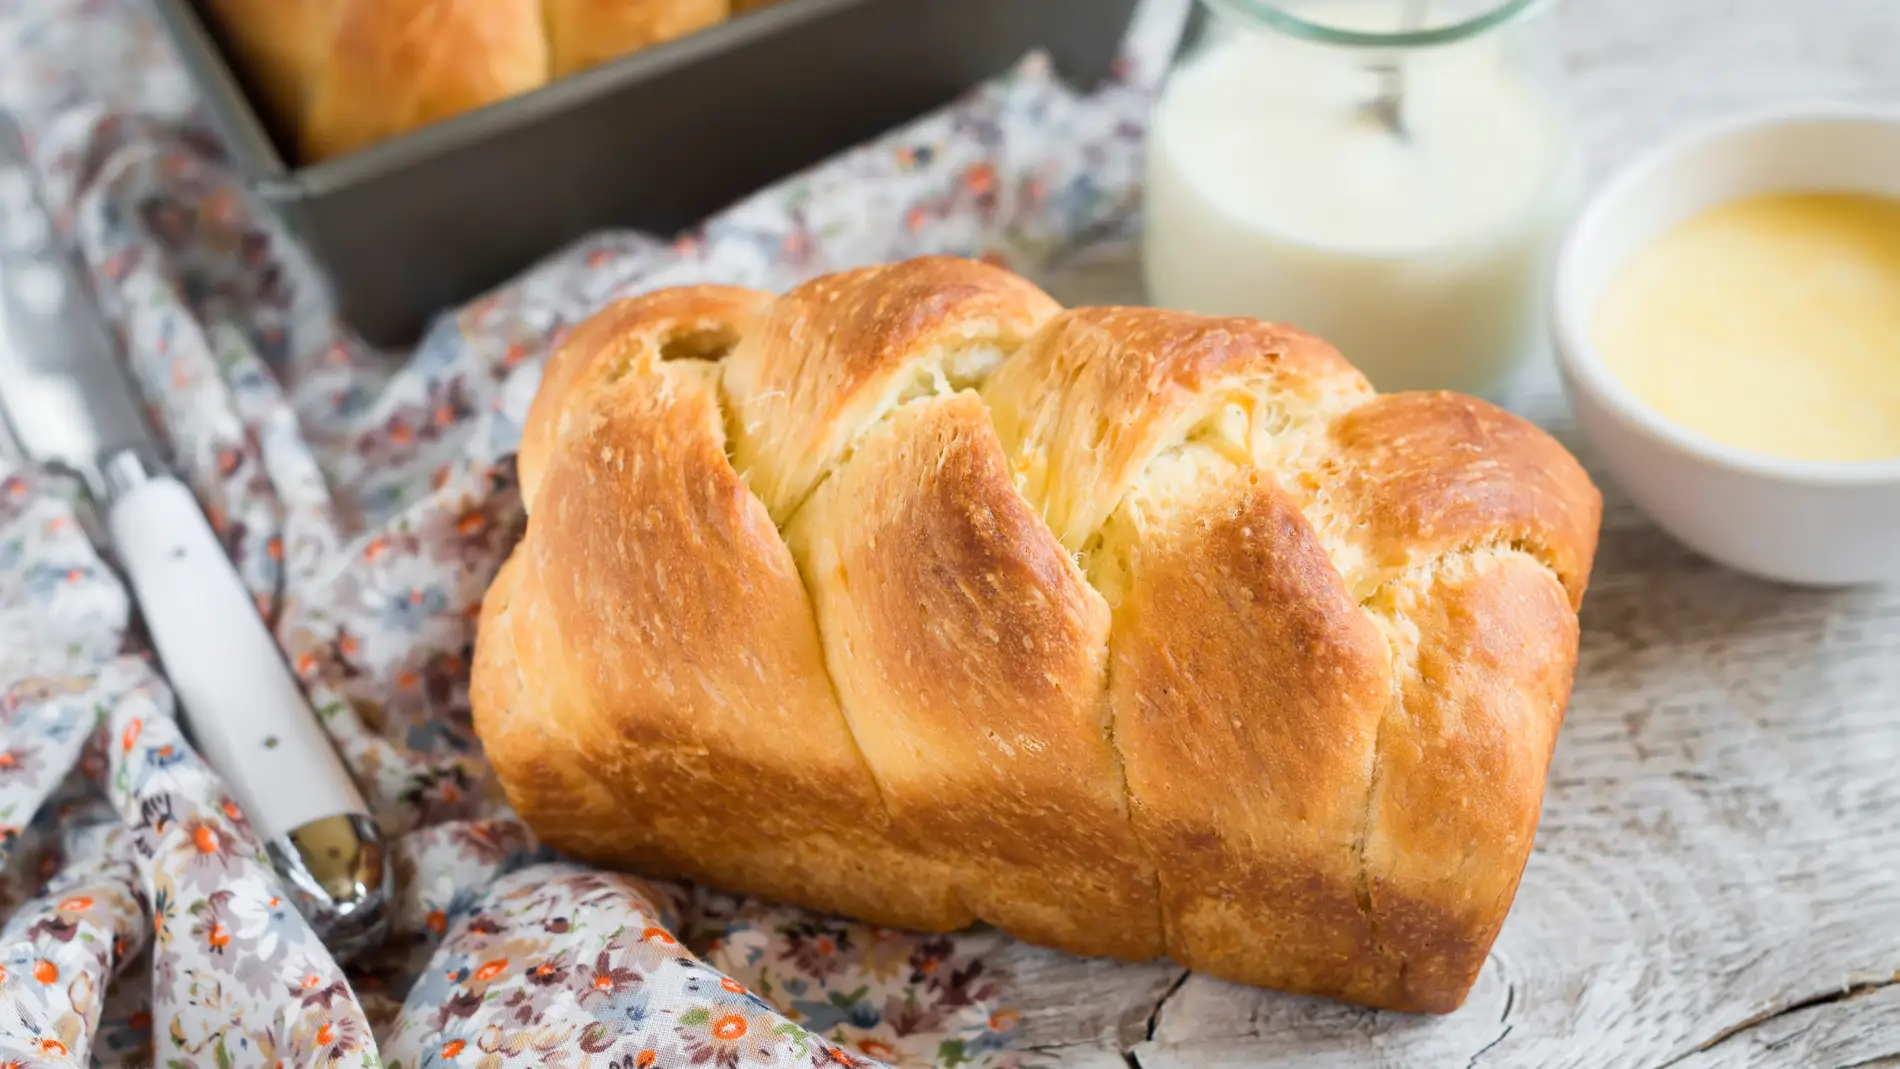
1552,108,1900,587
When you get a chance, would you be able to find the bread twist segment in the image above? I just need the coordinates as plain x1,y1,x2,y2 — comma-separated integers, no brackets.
1323,393,1596,1009
724,259,1161,959
474,257,1602,1012
982,308,1395,1000
482,284,966,931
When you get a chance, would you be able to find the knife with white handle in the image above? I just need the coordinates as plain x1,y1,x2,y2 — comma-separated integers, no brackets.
0,114,389,960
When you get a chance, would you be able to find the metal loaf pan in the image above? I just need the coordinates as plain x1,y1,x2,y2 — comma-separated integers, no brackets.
146,0,1144,347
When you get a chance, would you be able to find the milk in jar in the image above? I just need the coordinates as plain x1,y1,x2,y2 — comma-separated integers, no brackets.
1143,0,1577,397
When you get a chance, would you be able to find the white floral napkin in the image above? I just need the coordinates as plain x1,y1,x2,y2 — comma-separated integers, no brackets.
0,0,1190,1066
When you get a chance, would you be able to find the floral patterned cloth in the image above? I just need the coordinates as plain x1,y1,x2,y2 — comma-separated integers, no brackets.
0,0,1189,1066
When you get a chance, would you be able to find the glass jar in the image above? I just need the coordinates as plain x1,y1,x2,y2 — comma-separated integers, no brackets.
1142,0,1578,398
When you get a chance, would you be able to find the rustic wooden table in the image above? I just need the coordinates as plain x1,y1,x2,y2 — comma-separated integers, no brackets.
1006,2,1900,1066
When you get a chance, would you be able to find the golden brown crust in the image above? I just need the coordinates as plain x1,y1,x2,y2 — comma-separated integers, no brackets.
723,256,1061,522
788,392,1161,961
472,548,625,843
543,0,730,77
517,285,770,512
1107,468,1391,998
983,306,1373,552
474,257,1603,1013
1357,548,1580,1012
482,301,965,929
1326,391,1603,606
301,0,550,163
202,0,341,132
203,0,749,162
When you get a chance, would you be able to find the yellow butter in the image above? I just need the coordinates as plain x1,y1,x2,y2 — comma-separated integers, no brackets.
1592,191,1900,462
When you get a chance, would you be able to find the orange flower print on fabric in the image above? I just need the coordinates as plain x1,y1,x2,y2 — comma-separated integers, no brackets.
711,1015,747,1041
472,959,507,982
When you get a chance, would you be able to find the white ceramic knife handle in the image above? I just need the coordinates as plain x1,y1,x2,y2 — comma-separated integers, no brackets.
107,472,370,841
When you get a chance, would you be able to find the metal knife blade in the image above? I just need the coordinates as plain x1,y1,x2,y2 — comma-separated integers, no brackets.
0,125,159,491
0,111,390,961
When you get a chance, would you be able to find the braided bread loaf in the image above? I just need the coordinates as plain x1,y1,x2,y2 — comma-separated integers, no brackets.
472,256,1600,1012
204,0,779,163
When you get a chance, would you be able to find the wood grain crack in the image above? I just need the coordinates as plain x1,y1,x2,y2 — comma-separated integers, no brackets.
1656,976,1900,1069
1453,977,1517,1069
1146,969,1192,1042
1466,1023,1514,1069
1122,968,1191,1068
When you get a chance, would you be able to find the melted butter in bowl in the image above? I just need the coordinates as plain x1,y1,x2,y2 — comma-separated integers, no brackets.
1553,110,1900,587
1591,192,1900,463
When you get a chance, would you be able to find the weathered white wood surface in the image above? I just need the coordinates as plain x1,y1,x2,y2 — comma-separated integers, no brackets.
1008,2,1900,1066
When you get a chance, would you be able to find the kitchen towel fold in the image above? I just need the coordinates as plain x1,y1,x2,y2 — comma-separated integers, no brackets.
0,0,1190,1066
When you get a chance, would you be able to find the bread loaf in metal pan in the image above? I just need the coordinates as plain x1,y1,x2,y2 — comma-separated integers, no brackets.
472,256,1601,1013
203,0,777,162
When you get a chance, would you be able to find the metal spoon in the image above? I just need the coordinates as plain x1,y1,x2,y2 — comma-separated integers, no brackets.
1362,0,1431,139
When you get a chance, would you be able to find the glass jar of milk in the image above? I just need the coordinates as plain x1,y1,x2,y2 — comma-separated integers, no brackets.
1143,0,1578,397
